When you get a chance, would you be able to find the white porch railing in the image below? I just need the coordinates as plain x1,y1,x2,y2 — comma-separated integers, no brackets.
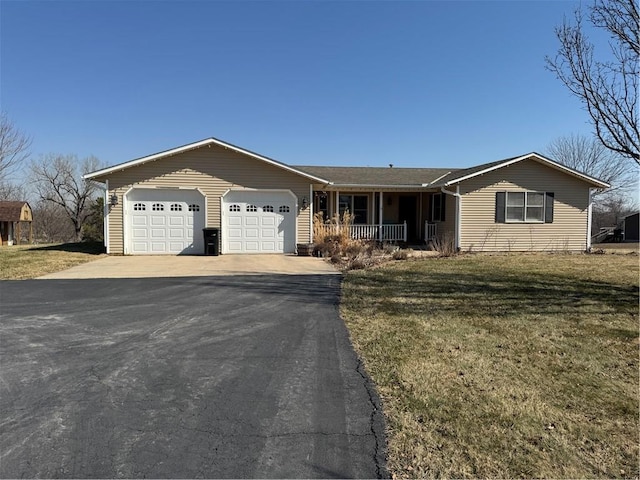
316,222,407,242
425,221,437,242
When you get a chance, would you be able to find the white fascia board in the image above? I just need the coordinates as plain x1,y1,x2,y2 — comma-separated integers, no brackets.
326,183,427,189
84,137,330,184
443,153,611,188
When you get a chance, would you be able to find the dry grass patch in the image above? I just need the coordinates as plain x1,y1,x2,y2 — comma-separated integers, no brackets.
341,253,639,478
0,242,105,279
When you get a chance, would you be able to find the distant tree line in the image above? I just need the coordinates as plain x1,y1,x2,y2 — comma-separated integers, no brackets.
0,112,104,244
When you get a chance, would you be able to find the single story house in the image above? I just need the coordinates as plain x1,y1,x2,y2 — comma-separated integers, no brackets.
0,201,33,246
84,137,609,255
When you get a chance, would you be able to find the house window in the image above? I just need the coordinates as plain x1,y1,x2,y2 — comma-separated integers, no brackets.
314,192,328,220
507,192,544,222
432,193,445,222
339,195,368,224
496,192,553,223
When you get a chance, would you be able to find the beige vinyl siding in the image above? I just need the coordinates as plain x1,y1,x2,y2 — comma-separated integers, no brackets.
458,159,590,251
105,144,312,254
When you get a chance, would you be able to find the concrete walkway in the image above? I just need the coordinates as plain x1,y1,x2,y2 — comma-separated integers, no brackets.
38,255,340,279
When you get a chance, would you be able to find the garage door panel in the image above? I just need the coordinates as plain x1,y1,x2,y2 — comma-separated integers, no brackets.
132,216,147,226
245,228,259,238
222,191,295,254
245,241,260,252
169,216,184,226
228,228,242,239
151,242,167,252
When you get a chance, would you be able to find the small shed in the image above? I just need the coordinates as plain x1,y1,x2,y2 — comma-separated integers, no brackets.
0,201,33,246
623,212,639,242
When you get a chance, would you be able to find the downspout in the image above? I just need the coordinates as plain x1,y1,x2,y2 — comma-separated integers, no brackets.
440,185,461,251
586,188,593,251
104,180,110,254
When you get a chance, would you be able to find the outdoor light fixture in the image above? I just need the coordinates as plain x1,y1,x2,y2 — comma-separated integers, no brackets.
109,194,118,207
301,197,309,209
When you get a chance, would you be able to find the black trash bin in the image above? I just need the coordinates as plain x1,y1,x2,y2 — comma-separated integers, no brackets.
203,227,220,256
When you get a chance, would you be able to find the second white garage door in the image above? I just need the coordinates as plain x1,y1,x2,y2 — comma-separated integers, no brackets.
222,190,296,254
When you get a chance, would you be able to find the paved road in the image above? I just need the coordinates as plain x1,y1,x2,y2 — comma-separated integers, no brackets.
0,275,386,478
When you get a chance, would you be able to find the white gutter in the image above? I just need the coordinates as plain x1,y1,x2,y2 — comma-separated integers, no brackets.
440,186,461,251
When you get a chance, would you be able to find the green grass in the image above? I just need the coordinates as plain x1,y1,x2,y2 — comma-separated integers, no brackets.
0,242,105,279
341,253,639,479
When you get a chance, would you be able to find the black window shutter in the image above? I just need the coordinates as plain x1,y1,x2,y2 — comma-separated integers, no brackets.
545,192,554,223
441,193,446,221
495,192,505,223
427,194,433,222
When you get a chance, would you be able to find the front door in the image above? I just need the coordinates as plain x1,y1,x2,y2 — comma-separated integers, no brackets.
398,195,418,242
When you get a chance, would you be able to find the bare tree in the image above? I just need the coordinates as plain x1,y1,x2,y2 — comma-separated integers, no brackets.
0,180,28,202
546,134,637,198
0,112,31,181
546,0,639,164
31,200,76,243
31,154,102,242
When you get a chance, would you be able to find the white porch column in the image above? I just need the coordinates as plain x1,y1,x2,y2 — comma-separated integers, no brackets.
335,190,340,234
378,191,383,242
309,184,313,243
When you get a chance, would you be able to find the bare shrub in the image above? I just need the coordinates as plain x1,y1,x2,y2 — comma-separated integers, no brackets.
431,233,458,257
392,249,409,260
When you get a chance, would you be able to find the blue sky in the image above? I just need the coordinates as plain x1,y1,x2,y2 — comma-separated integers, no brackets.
2,0,596,169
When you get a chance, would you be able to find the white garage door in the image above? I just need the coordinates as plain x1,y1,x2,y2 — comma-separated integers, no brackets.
222,190,296,254
126,189,205,255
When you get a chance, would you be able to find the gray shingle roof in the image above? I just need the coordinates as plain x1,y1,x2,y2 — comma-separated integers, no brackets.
428,157,520,186
292,165,457,186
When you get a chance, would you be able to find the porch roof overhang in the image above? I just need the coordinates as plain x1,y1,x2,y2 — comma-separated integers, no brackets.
316,183,439,192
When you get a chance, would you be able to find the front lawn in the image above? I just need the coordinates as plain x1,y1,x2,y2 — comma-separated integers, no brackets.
341,253,639,478
0,242,105,280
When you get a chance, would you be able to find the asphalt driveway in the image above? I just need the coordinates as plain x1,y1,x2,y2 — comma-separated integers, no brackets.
0,275,386,478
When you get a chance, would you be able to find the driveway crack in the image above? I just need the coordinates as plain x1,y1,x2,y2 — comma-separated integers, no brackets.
355,355,388,479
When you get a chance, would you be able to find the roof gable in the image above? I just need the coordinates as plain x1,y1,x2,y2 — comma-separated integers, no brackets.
432,153,610,189
84,137,330,184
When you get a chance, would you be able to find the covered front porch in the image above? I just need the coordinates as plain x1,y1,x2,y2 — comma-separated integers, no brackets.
312,189,447,244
